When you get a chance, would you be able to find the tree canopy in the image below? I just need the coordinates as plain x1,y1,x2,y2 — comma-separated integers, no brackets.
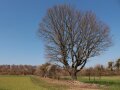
39,4,112,79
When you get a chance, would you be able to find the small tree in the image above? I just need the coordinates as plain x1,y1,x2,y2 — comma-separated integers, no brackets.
108,61,114,71
94,64,103,79
35,63,50,77
39,4,112,80
86,67,93,81
115,59,120,71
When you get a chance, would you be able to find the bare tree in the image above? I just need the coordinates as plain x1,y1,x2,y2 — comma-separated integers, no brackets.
94,64,103,79
86,67,93,81
115,59,120,71
39,4,111,80
108,61,114,71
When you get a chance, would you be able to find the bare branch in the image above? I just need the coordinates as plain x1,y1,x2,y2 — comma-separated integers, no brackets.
38,4,112,80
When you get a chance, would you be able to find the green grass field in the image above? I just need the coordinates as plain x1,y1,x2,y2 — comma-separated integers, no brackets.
0,75,120,90
0,75,66,90
78,76,120,90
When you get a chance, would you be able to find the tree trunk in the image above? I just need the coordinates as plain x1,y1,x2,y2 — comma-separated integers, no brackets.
70,71,77,80
99,72,101,80
94,74,95,81
89,73,91,81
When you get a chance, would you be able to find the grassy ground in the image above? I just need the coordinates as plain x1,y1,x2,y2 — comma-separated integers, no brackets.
78,76,120,90
0,75,119,90
0,75,66,90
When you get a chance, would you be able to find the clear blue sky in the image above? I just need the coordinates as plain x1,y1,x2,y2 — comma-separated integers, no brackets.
0,0,120,67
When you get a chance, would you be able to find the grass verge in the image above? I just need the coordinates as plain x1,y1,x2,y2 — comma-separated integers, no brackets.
78,76,120,90
0,75,67,90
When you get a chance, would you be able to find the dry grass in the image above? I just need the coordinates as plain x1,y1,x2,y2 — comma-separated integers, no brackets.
39,77,101,90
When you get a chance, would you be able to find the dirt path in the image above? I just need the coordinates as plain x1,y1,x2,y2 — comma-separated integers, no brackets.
40,77,101,90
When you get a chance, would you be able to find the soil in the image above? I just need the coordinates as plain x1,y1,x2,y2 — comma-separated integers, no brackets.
40,77,102,90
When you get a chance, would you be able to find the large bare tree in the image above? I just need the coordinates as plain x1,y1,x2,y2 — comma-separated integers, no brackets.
39,4,111,80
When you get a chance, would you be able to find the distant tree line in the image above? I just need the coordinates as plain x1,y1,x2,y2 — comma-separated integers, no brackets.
79,58,120,79
0,63,68,78
0,65,36,75
0,58,119,78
